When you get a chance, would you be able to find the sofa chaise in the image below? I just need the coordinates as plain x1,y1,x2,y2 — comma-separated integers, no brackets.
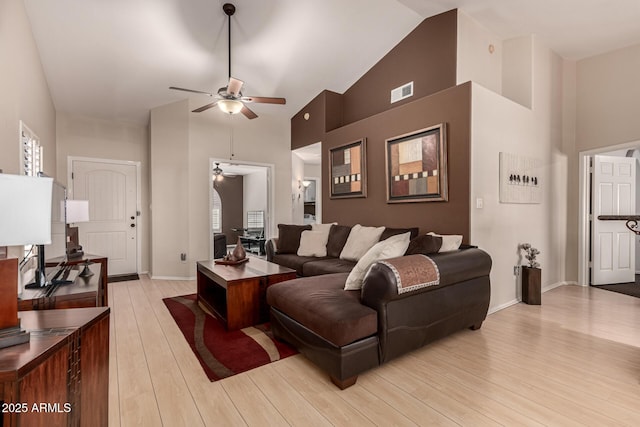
265,223,492,389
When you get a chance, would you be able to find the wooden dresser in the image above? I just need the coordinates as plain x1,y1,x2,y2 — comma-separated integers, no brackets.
0,307,110,427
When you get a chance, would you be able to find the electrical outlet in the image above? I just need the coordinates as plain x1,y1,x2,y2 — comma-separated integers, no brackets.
180,253,187,262
513,266,519,276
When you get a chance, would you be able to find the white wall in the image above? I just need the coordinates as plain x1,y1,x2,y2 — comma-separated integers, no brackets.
243,169,267,227
304,162,322,223
56,113,151,272
456,10,502,93
576,43,640,152
470,36,570,312
150,100,292,278
150,100,190,278
0,0,56,259
291,152,305,224
0,0,56,177
502,36,533,109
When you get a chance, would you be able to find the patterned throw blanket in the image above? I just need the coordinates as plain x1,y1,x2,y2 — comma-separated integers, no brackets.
378,254,440,294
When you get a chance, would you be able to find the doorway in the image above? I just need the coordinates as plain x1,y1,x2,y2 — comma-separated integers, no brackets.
578,142,640,286
68,157,141,276
209,159,274,259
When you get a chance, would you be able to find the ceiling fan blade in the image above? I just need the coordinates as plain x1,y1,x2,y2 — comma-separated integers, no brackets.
242,96,286,105
241,104,258,119
169,86,214,96
192,101,219,113
227,77,244,97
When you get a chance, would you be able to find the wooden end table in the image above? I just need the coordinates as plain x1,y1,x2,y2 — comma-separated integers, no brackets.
196,258,296,330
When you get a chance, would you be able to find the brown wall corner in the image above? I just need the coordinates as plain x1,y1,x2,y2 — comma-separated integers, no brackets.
291,90,343,150
215,176,244,243
340,9,458,125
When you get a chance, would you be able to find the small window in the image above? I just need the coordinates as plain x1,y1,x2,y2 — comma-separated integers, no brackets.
212,189,222,233
20,121,43,176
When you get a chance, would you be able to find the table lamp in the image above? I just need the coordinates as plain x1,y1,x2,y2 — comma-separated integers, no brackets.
66,199,89,258
0,173,53,348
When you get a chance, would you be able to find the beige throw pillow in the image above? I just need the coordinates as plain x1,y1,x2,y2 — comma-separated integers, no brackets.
344,232,411,290
297,230,329,257
427,232,462,252
339,224,385,261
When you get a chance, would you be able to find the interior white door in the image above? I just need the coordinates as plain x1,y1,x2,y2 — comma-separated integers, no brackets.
591,155,636,285
71,159,138,276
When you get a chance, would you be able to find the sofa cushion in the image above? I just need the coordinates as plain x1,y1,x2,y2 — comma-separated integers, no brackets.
277,224,312,254
428,232,462,252
326,225,352,258
405,234,442,255
297,230,330,257
340,224,385,261
267,273,378,347
271,253,322,276
344,232,411,290
302,258,357,276
380,227,419,241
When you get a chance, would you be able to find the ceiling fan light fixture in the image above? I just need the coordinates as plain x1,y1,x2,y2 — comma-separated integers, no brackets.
218,99,243,115
213,162,225,181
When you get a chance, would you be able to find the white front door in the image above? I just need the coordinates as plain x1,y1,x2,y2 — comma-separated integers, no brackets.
591,155,636,285
71,159,138,276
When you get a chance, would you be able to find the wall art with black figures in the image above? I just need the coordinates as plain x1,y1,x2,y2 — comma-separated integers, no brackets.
499,152,542,204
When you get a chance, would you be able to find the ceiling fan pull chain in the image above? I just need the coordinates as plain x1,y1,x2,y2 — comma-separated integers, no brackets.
229,114,235,159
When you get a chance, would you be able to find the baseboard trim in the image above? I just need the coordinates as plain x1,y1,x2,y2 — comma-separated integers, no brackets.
488,299,519,314
150,275,196,281
488,281,578,315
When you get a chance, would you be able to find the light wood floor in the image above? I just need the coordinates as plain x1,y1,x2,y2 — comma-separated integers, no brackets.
108,277,640,426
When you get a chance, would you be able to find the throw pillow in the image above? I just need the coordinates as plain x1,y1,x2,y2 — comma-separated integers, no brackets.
405,234,442,255
339,224,385,261
427,232,462,252
326,224,352,258
297,230,329,257
344,232,411,290
380,227,419,241
277,224,312,254
311,222,337,234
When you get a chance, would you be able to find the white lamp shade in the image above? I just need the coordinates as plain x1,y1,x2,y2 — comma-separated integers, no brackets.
0,174,53,246
66,199,90,223
218,99,243,114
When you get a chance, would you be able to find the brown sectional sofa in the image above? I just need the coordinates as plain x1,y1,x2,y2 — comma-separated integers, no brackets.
265,224,419,276
265,224,492,389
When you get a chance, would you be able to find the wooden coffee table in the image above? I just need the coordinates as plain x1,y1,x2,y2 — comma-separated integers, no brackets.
196,258,296,330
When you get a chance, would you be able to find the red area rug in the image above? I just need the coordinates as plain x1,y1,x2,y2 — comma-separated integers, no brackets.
163,294,297,381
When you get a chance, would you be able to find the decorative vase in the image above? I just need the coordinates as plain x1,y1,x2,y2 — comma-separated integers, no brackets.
521,266,541,305
232,237,246,261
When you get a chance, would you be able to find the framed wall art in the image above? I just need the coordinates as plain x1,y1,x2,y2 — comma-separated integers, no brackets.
329,138,366,199
499,152,542,204
385,123,448,203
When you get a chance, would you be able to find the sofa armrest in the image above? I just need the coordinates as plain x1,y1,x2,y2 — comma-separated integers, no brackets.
361,248,492,308
266,238,278,261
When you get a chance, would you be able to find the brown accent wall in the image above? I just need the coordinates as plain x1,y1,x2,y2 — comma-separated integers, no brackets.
292,9,469,239
340,10,458,126
291,90,343,150
323,83,471,239
215,176,243,243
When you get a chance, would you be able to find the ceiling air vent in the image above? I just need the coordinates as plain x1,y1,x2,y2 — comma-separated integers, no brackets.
390,81,414,104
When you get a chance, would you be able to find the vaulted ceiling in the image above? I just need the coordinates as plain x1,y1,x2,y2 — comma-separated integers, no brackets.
23,0,640,125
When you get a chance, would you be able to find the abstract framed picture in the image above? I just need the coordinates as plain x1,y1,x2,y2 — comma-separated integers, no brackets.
329,138,366,199
385,123,448,203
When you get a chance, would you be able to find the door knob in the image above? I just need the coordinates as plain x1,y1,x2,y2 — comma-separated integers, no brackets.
130,224,135,228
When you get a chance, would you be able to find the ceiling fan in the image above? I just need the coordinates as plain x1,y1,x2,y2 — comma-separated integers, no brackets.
169,3,286,119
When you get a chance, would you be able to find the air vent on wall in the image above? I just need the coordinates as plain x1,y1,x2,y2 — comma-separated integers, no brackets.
390,81,414,104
